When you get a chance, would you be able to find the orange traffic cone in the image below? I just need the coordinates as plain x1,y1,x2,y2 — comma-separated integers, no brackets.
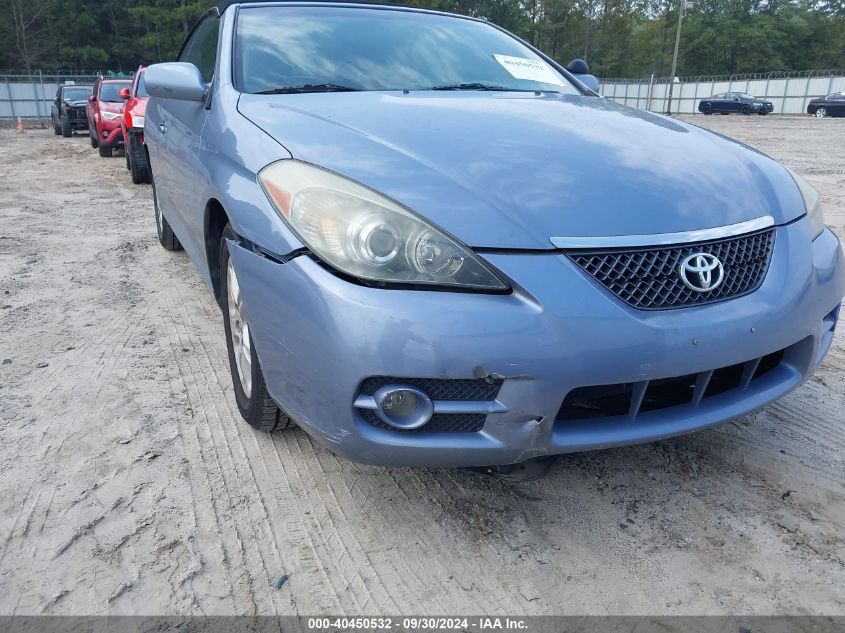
16,117,25,134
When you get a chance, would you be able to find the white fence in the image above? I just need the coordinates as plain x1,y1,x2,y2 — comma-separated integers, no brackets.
0,73,123,120
3,70,845,120
600,70,845,115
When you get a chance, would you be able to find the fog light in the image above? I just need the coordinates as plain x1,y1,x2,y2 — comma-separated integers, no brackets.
102,130,108,138
373,385,433,430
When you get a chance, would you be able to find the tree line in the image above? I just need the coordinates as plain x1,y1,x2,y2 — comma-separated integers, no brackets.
2,0,844,78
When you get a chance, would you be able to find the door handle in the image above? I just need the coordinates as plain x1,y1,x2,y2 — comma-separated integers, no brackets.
158,121,167,134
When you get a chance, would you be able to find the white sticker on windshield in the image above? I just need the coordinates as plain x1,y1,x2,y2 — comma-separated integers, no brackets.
493,54,566,86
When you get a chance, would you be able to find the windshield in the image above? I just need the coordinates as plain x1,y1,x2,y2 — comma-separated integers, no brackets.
63,86,92,101
135,73,148,98
99,81,131,102
235,7,580,95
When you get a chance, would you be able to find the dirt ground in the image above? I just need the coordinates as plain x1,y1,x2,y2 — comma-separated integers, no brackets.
0,114,843,616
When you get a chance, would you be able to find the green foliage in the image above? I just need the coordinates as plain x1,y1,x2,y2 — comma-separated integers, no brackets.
0,0,843,76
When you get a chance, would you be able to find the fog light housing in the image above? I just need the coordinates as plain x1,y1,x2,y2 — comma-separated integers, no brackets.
102,130,109,138
372,385,433,430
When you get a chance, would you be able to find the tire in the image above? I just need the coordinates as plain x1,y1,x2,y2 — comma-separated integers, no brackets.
702,104,712,115
53,119,61,135
740,105,750,115
98,143,112,158
89,125,98,148
128,134,151,184
815,107,827,118
152,172,182,251
220,223,294,433
61,116,72,137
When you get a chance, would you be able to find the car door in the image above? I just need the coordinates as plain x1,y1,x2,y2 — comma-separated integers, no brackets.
711,94,725,112
727,94,741,112
830,94,845,117
151,13,220,262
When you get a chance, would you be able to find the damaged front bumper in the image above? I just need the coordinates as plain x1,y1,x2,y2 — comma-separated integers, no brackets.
227,219,844,468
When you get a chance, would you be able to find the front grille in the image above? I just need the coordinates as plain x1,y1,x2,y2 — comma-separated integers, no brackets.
567,229,775,309
358,376,502,401
556,348,785,421
360,409,486,433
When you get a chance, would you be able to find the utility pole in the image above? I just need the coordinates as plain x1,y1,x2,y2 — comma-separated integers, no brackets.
665,0,691,115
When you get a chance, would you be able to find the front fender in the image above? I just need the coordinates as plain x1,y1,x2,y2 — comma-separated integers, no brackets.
199,85,302,259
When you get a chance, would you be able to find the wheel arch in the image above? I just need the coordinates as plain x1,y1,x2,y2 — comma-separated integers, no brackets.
205,198,231,306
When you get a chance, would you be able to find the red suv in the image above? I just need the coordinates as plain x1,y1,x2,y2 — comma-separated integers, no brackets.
120,67,151,183
87,77,132,157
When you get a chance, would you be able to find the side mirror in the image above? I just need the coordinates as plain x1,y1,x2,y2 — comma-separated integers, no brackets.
566,58,600,93
88,95,96,103
145,62,206,101
119,87,131,100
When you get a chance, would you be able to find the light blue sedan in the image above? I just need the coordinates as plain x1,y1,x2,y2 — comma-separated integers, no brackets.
144,0,844,472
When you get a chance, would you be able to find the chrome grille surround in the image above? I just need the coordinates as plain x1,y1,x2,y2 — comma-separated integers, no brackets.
566,229,775,310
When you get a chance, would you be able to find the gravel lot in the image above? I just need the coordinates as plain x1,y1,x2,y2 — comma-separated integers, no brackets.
0,114,843,616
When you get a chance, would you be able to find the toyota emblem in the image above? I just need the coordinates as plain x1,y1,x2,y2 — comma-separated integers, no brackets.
679,252,724,292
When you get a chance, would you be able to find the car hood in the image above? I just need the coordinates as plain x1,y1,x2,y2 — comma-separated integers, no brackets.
65,100,88,107
238,92,804,249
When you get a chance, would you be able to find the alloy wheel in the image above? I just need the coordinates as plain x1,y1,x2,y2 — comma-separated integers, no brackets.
227,258,252,398
815,107,827,118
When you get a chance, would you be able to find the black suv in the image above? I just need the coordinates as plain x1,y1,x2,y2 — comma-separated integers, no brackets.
51,84,93,137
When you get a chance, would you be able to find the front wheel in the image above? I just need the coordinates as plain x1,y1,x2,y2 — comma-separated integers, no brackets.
740,105,750,115
61,116,72,137
98,143,112,158
815,107,827,118
220,224,295,433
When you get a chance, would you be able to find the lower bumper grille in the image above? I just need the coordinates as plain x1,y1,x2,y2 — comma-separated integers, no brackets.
359,376,501,401
360,409,486,433
567,229,775,310
557,347,786,421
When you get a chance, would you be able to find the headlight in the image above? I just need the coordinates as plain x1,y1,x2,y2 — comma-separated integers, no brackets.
131,115,145,129
259,161,508,291
101,110,121,121
786,168,825,239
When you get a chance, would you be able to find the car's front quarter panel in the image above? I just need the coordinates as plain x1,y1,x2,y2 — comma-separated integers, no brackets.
198,83,300,263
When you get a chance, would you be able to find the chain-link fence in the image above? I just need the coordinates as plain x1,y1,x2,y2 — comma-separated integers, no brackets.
600,69,845,115
1,72,135,121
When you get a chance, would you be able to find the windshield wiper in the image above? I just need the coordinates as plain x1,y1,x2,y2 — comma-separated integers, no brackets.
255,83,360,95
430,83,514,91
